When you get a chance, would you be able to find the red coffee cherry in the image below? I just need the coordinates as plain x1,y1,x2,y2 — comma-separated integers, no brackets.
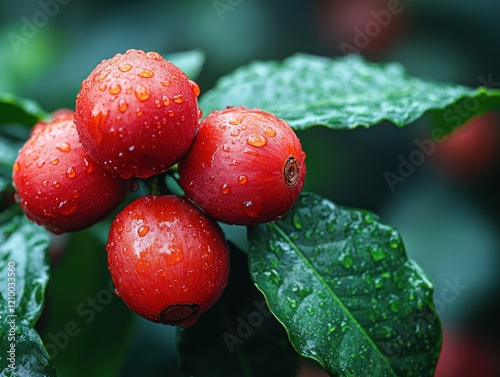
107,195,229,327
75,49,201,179
12,112,131,234
179,106,306,225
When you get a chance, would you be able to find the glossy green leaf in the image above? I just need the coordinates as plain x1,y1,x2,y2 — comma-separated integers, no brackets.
177,244,298,377
200,53,500,133
0,297,56,376
0,208,51,325
41,230,134,377
0,176,9,194
248,193,441,377
0,92,48,126
0,135,21,177
165,50,206,80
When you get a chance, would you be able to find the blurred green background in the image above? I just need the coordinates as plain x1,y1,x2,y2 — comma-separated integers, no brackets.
2,0,500,376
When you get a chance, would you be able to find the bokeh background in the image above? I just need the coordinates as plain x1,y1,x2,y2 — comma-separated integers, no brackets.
2,0,500,376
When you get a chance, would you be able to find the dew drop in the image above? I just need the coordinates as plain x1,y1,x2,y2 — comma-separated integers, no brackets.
190,80,200,97
97,70,111,82
246,134,268,148
42,180,49,187
221,184,231,194
138,225,150,237
58,201,77,216
292,213,302,230
13,162,20,171
230,129,240,137
242,148,259,158
244,201,259,218
66,167,76,179
136,108,143,117
328,324,336,333
37,160,45,168
146,51,163,60
265,128,276,137
389,298,401,313
161,81,171,87
307,307,315,316
267,269,283,287
389,231,400,249
168,110,175,117
56,142,71,153
162,96,170,106
83,158,93,174
138,69,154,78
198,108,203,119
134,85,151,102
109,83,121,95
238,175,248,184
118,64,132,72
289,298,297,309
118,99,128,113
172,94,184,104
52,180,61,188
209,175,215,181
99,84,107,92
339,254,354,269
369,247,386,262
50,158,59,165
155,99,162,108
229,117,243,125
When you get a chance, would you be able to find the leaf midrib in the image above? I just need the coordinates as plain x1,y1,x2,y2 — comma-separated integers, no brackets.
269,221,397,376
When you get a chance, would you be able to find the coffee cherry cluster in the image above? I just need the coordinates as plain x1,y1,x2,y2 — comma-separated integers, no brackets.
12,49,306,327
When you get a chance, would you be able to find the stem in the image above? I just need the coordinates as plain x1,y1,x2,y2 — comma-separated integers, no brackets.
146,174,170,196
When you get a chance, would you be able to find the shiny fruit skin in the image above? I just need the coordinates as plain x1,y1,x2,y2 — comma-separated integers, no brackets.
75,49,201,179
107,195,229,327
433,113,499,180
179,106,306,225
12,113,131,234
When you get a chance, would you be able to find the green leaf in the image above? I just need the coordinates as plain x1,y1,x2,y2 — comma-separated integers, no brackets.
165,50,206,80
0,176,9,193
0,208,51,325
0,298,56,376
200,53,500,133
0,135,22,177
177,244,298,377
0,92,48,127
248,193,441,377
41,230,134,377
